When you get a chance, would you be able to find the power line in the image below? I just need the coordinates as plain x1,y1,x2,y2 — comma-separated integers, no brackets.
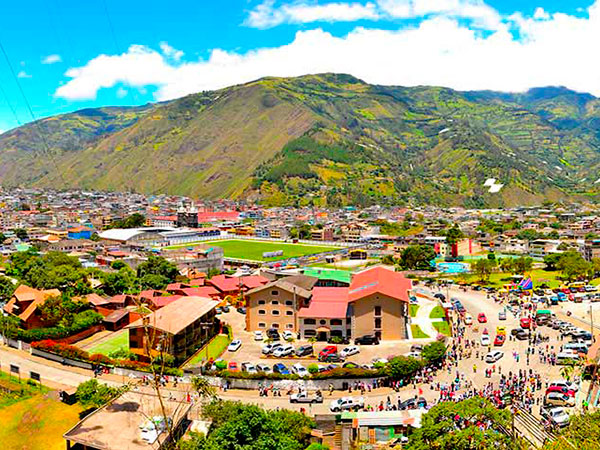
0,40,67,185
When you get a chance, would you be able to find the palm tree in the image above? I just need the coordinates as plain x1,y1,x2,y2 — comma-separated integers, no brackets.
191,376,216,400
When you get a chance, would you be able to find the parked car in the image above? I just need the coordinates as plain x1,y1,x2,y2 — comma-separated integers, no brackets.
236,307,246,314
494,334,506,346
215,307,223,314
549,380,579,392
520,317,532,329
354,335,380,345
514,330,529,341
227,339,242,352
267,328,280,340
273,344,295,358
290,391,323,404
295,344,314,357
262,342,282,355
546,386,575,397
273,363,290,375
227,362,239,372
485,350,504,363
399,397,427,410
282,330,295,341
241,362,257,373
480,334,491,346
405,351,422,358
544,392,575,407
410,344,423,352
321,353,344,363
464,314,473,325
221,305,230,313
253,331,264,341
498,310,507,320
340,346,360,358
329,396,365,412
477,313,487,323
319,345,338,359
256,363,273,374
291,363,310,377
541,407,570,428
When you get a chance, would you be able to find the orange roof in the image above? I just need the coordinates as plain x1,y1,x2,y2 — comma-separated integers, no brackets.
348,266,411,303
4,285,61,322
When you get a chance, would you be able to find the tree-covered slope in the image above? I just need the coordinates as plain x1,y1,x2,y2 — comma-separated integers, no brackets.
0,73,599,206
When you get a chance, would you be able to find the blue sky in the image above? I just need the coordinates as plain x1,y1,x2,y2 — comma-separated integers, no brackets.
0,0,597,132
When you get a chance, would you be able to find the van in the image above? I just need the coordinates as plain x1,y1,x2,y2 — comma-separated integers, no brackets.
273,344,294,358
562,343,589,354
464,314,473,325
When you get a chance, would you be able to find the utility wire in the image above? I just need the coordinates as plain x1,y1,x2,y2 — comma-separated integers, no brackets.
0,40,67,185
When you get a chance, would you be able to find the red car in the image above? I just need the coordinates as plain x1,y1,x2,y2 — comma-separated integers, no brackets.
520,317,532,329
477,313,487,323
228,362,239,372
546,386,575,397
319,345,338,359
494,335,505,346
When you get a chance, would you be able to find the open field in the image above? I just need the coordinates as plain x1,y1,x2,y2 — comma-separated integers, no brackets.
87,330,129,356
451,269,563,289
0,371,48,409
0,393,83,450
186,334,231,366
166,239,343,261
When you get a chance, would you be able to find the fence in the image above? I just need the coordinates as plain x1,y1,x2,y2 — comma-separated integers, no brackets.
201,375,385,391
31,348,94,370
56,325,105,345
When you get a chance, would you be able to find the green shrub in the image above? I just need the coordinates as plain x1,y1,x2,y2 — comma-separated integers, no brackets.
307,363,319,374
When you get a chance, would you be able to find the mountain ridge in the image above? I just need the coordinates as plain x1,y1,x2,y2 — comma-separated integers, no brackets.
1,73,599,207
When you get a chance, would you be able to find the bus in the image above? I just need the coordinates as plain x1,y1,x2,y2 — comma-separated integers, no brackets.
536,309,553,325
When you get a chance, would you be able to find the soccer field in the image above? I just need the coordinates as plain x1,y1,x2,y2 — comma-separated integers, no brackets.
197,239,342,261
87,330,129,356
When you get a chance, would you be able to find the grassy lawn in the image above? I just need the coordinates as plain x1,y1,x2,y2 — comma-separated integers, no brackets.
410,324,429,339
186,334,231,366
165,239,342,262
409,304,420,318
87,330,129,356
433,321,452,336
429,305,446,319
308,262,355,272
0,393,83,450
0,371,47,409
454,269,563,289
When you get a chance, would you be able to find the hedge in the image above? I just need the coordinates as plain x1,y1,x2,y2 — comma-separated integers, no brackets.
18,310,103,342
32,340,89,361
211,367,384,381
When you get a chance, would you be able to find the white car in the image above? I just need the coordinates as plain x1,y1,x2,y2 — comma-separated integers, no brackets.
340,346,360,358
228,339,242,352
404,351,422,358
485,350,504,363
480,334,491,346
291,363,309,377
550,380,579,392
282,330,296,341
329,396,365,412
542,407,570,427
262,342,282,354
241,362,257,373
253,331,264,341
273,344,295,358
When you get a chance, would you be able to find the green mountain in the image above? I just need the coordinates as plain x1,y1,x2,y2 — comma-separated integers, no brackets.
1,74,599,207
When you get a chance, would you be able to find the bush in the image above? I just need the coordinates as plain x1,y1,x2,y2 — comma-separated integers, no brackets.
18,310,103,342
89,353,114,366
307,363,319,374
32,340,89,361
219,370,300,381
310,367,382,380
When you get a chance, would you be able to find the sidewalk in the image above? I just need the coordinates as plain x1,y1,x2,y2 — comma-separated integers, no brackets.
411,300,438,339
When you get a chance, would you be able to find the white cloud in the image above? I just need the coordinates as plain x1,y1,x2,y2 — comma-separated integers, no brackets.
159,42,184,61
55,1,600,102
116,87,128,98
533,7,550,20
42,54,62,64
246,0,379,28
17,70,31,79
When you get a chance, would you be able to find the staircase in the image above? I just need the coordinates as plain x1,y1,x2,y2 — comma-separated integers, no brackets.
512,406,557,448
332,424,343,450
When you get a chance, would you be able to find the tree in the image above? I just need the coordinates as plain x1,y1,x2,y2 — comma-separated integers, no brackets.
544,253,562,271
110,260,126,270
109,213,146,229
137,255,179,283
445,224,464,245
381,254,396,265
0,275,15,302
542,411,600,450
407,397,515,450
75,379,122,409
385,356,424,380
101,267,138,296
400,245,436,271
15,228,28,240
557,251,590,282
38,295,67,327
512,256,533,275
0,232,6,244
499,258,514,273
473,259,495,283
422,341,446,364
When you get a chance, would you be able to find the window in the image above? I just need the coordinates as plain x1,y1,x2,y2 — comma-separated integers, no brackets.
304,318,316,325
320,319,327,325
258,300,266,305
374,306,382,316
286,323,294,329
331,319,342,326
258,322,266,328
272,310,280,316
375,318,382,329
258,310,266,315
271,323,279,329
271,290,279,296
271,300,279,305
304,329,316,337
286,311,293,316
285,300,293,306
